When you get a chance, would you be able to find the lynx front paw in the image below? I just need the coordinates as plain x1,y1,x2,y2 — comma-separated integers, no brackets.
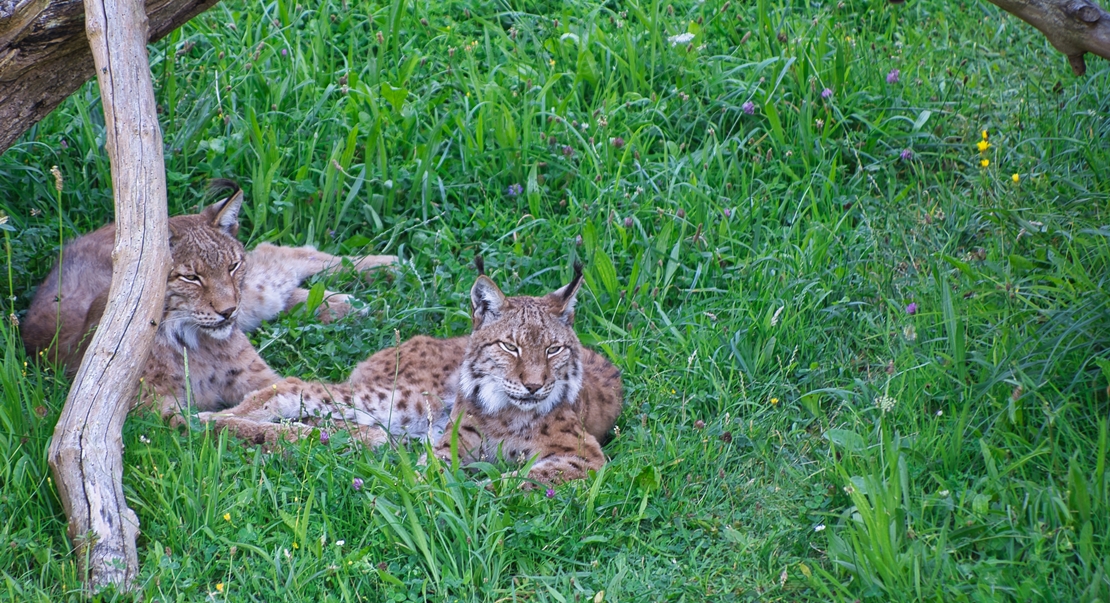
315,293,357,324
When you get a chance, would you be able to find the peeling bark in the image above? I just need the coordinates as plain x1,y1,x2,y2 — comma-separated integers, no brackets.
0,0,220,153
985,0,1110,75
44,0,169,590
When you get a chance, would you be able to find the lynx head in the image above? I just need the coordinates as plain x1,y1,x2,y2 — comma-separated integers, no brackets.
459,262,586,415
161,182,247,349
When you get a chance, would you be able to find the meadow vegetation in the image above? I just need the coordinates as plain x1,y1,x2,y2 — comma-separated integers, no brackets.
0,0,1108,599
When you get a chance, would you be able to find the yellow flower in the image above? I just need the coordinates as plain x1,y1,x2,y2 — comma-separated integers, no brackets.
976,140,990,153
1012,173,1020,182
770,397,780,405
223,513,231,522
216,583,224,593
549,58,555,67
292,542,299,549
980,159,989,168
981,129,988,140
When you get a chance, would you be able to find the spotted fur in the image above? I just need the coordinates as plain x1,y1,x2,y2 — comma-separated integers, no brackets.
21,182,396,419
202,264,623,486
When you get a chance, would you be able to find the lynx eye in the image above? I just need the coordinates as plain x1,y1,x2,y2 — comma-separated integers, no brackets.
228,261,242,275
498,342,519,355
178,274,201,285
546,345,563,356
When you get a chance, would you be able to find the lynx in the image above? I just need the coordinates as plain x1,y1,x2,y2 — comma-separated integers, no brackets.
200,261,624,486
21,182,395,418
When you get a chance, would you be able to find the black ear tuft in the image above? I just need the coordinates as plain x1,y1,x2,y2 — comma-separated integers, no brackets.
564,261,584,303
549,260,585,325
207,179,240,199
475,255,486,276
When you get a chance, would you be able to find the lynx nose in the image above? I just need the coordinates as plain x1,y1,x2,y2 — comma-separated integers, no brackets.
215,305,237,320
523,382,542,395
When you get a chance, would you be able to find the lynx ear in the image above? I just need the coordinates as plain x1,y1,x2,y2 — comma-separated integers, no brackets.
548,261,584,325
471,275,508,329
202,186,244,237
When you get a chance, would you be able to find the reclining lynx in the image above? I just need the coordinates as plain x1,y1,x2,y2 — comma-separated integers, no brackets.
21,181,395,418
201,261,623,486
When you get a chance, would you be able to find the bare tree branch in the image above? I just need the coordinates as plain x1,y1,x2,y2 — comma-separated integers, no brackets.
985,0,1110,75
45,0,170,589
0,0,220,154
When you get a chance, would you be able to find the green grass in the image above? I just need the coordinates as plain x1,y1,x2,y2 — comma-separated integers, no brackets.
1,0,1109,599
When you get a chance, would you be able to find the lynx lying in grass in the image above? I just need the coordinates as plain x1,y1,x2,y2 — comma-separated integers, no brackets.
201,261,623,486
21,181,395,418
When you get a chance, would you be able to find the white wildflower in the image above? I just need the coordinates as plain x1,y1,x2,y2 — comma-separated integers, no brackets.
668,32,695,46
875,395,897,413
814,524,826,532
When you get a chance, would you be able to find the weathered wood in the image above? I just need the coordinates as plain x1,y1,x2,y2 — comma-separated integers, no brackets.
44,0,170,589
0,0,220,154
985,0,1110,75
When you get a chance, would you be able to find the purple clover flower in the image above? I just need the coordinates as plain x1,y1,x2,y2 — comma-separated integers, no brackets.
741,101,755,115
900,148,913,161
352,477,364,491
506,183,523,197
319,430,330,445
611,136,625,149
905,302,917,315
886,68,900,84
821,88,833,99
545,488,556,498
623,216,634,228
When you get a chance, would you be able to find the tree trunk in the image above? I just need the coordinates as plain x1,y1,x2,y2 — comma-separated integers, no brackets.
45,0,169,590
984,0,1110,75
0,0,220,154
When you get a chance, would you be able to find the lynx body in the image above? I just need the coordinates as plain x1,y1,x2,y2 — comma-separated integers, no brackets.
202,263,623,486
21,183,395,417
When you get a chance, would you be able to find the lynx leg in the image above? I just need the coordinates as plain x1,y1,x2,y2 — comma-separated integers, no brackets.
523,434,605,488
203,414,311,447
202,377,351,424
237,244,396,331
339,423,391,447
349,254,398,275
433,408,487,465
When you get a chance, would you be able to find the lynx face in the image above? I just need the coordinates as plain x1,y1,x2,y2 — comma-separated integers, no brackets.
161,190,247,349
458,274,584,416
